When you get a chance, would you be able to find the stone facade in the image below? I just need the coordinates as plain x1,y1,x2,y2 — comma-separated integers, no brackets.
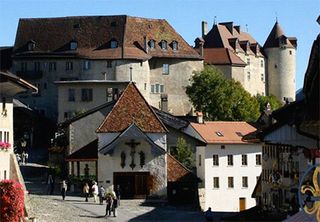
11,16,203,122
198,21,296,100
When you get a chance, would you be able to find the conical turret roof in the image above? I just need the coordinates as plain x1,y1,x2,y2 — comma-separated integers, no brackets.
263,22,285,48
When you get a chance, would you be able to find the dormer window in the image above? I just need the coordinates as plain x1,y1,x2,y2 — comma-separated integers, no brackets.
70,41,78,50
110,39,118,49
161,40,167,50
172,41,178,50
149,40,155,49
215,131,224,137
28,41,35,51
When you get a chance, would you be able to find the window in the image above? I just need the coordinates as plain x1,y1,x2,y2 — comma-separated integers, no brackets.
81,88,93,101
110,40,118,48
149,40,155,49
150,84,164,94
107,61,112,68
66,62,73,71
242,177,248,188
144,83,147,91
106,88,113,102
221,145,225,149
68,89,75,102
247,58,250,65
83,60,91,70
213,177,219,188
21,62,27,72
215,131,223,137
0,130,9,143
199,155,201,166
213,155,219,166
247,72,250,80
70,41,78,50
162,64,169,74
289,50,292,55
260,60,264,67
274,64,277,69
242,155,248,166
49,62,56,72
34,62,41,71
256,154,262,165
227,155,233,166
228,177,234,188
161,40,167,50
261,73,264,82
28,42,35,51
236,132,243,137
172,41,178,50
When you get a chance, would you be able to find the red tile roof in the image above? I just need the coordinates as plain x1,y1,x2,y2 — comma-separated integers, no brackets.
167,154,199,182
96,82,167,133
204,48,246,66
191,121,257,144
13,15,201,60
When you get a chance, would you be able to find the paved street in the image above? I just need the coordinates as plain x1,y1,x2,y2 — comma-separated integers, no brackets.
22,162,205,222
27,194,205,222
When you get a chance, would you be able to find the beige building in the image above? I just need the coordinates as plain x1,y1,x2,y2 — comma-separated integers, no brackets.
196,21,296,101
11,15,203,122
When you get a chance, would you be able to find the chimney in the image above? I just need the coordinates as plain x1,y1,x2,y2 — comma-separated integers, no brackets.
196,111,204,124
143,36,148,53
202,21,208,37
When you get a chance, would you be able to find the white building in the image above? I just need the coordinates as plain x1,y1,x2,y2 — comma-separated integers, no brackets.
0,71,37,180
186,120,262,212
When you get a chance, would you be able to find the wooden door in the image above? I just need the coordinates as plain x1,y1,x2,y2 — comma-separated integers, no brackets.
239,198,246,211
135,174,148,198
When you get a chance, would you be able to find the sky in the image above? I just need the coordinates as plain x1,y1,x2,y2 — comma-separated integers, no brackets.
0,0,319,90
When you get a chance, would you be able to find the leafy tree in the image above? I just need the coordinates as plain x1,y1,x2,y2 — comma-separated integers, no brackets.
255,94,283,113
186,65,260,121
171,137,194,169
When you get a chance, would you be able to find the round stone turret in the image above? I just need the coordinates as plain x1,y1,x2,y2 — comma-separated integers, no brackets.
264,22,297,103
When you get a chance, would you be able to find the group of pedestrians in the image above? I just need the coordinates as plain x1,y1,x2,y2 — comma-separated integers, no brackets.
82,182,120,217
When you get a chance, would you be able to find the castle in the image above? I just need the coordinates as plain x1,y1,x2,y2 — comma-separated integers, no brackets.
195,21,297,102
9,16,296,122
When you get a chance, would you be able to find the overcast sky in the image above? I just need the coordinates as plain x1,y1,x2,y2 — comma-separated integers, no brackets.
1,0,319,90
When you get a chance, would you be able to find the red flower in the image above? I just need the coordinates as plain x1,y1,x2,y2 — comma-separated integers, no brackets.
0,180,25,222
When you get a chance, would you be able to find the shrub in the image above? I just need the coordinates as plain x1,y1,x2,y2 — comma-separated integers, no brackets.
0,180,25,222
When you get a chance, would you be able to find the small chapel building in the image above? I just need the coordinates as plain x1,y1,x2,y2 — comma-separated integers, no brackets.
96,82,169,199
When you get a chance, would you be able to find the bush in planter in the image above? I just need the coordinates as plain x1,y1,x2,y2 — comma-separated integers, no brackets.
0,180,24,222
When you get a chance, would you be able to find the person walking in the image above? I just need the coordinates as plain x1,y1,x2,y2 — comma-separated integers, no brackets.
61,180,67,200
98,185,106,205
92,181,99,203
105,192,114,217
83,183,90,202
112,189,118,217
47,174,53,194
204,207,214,222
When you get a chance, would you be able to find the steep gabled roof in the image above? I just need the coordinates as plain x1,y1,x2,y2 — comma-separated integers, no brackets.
263,22,296,48
13,15,201,60
65,139,98,161
96,82,167,133
167,154,200,182
191,121,257,144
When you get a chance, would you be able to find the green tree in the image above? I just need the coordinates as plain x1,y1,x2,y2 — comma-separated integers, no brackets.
171,137,194,169
255,94,283,113
186,65,260,121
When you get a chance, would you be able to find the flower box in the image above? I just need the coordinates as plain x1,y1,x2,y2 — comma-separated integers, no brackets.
0,141,11,151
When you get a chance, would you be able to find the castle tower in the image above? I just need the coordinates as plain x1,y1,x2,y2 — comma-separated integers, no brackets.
264,22,297,102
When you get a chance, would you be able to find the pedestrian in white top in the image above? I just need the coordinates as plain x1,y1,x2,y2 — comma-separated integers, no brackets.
92,181,99,203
